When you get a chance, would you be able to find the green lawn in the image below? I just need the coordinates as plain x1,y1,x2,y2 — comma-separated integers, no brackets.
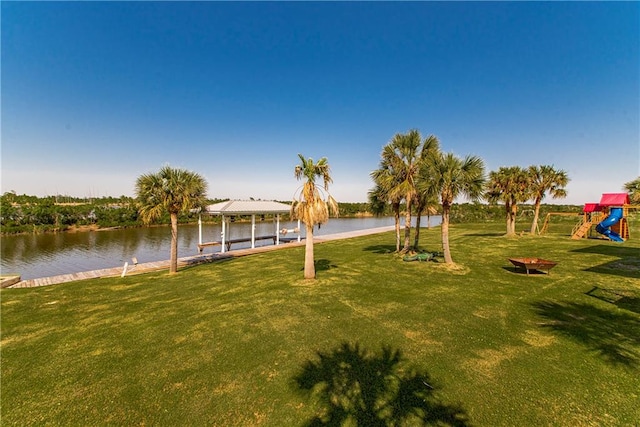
2,219,639,426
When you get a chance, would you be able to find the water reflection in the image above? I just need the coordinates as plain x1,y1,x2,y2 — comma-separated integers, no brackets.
1,216,440,280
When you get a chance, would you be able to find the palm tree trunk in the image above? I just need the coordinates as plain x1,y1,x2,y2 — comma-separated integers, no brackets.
393,202,401,252
530,199,541,235
505,201,515,236
441,205,453,264
170,212,179,274
510,204,518,235
304,223,315,279
403,199,411,252
506,214,515,236
414,214,421,250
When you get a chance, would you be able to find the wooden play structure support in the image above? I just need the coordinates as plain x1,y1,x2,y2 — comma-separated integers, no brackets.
539,212,581,235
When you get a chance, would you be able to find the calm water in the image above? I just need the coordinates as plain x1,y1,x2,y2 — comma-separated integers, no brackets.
1,216,441,280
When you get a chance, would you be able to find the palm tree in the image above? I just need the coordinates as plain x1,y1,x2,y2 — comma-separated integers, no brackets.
135,165,208,274
368,183,402,252
292,154,338,279
424,152,485,264
624,176,640,204
486,166,530,236
527,165,569,234
412,135,441,250
371,130,428,252
370,166,403,252
412,192,440,250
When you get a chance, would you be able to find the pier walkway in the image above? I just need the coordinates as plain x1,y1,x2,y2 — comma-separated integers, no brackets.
8,226,395,289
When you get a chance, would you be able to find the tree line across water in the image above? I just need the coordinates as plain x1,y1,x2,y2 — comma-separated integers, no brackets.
0,192,368,234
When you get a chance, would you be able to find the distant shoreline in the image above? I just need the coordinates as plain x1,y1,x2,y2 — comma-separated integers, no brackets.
0,214,379,237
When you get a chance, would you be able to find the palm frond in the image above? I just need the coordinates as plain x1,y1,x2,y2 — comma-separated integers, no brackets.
292,155,339,226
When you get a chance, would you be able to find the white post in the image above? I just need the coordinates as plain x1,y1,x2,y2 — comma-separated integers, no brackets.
297,219,301,242
198,215,203,246
221,215,226,253
121,262,129,278
251,214,256,249
276,214,280,245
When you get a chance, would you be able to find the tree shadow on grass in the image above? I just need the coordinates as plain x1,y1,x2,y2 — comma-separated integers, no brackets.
585,287,640,315
582,259,640,279
462,232,505,237
532,300,640,368
571,245,640,279
293,342,470,426
315,259,338,272
571,245,640,258
362,245,397,254
300,259,338,273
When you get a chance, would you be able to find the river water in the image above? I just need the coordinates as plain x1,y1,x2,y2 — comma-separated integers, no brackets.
1,216,441,280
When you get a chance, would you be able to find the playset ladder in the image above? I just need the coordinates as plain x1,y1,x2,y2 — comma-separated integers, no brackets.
571,219,592,239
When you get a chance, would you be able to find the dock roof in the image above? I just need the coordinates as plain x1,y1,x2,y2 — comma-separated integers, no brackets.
204,200,291,216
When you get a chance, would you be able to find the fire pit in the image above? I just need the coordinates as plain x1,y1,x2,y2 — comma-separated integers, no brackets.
508,258,557,275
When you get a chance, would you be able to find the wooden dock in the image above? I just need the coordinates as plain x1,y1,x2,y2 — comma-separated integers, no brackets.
7,226,395,289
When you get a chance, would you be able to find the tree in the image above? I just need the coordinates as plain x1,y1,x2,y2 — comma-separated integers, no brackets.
135,165,208,274
412,191,440,250
371,130,430,252
0,193,21,228
369,176,403,252
368,183,402,252
624,176,640,204
486,166,530,236
527,165,569,234
424,152,485,264
412,135,441,250
292,154,338,279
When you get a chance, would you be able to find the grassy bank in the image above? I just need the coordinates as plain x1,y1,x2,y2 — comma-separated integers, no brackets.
1,220,639,426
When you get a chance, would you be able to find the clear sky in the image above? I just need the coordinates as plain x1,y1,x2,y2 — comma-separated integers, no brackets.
2,1,638,204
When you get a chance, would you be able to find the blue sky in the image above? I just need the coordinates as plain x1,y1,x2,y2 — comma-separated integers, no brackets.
2,1,638,204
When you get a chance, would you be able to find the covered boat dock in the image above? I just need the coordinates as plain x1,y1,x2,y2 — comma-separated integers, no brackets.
198,200,300,253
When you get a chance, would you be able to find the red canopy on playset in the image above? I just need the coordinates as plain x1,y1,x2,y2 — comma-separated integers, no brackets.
599,193,630,206
582,193,629,212
583,203,601,213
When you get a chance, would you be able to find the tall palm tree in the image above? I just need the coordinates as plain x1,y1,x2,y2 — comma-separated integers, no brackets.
292,154,338,279
135,165,208,274
486,166,530,236
424,152,485,264
624,176,640,204
371,130,428,252
527,165,569,234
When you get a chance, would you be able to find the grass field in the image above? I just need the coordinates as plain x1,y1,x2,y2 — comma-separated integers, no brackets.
2,218,639,426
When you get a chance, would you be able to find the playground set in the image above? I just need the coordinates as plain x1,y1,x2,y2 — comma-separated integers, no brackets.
540,193,636,242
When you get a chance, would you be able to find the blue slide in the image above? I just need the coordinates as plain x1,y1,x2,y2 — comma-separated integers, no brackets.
595,207,624,242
